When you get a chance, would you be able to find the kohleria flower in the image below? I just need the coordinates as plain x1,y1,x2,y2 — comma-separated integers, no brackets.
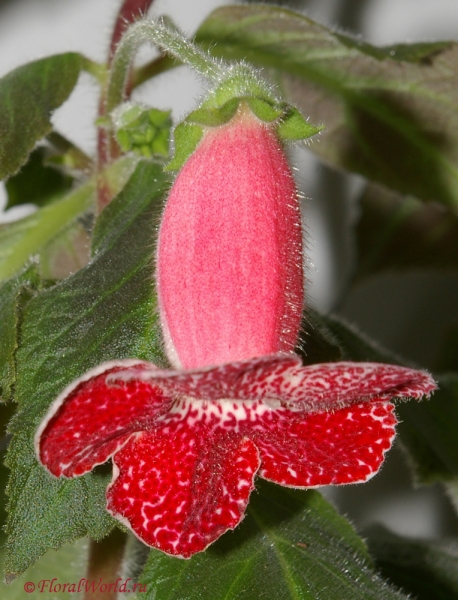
36,107,436,559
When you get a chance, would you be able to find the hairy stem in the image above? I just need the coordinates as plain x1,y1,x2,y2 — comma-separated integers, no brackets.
107,19,224,115
84,529,128,600
109,0,156,60
97,0,155,211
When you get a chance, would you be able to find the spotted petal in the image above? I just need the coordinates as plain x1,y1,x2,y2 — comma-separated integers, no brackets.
107,422,259,558
232,357,436,411
246,401,397,487
107,354,296,400
36,360,172,477
108,354,436,411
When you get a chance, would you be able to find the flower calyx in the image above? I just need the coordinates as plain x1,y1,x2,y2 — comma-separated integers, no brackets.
167,65,323,171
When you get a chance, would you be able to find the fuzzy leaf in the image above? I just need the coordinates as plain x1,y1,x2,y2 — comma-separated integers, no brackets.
0,155,140,283
355,182,458,278
1,539,87,595
397,375,458,484
5,146,74,210
365,525,458,600
196,5,458,207
0,54,83,180
139,480,407,600
0,181,95,283
4,160,169,578
0,264,40,403
38,218,92,281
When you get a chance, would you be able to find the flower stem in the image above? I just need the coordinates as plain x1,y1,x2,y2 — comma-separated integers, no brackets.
106,19,224,115
84,529,128,600
109,0,156,60
97,0,156,212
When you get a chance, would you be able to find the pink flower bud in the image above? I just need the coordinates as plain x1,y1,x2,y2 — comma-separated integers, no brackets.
157,108,304,369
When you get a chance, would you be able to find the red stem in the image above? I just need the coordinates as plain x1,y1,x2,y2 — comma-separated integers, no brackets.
84,530,128,600
97,0,156,211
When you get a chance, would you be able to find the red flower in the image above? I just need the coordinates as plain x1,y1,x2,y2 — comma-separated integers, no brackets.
35,108,436,558
36,355,434,558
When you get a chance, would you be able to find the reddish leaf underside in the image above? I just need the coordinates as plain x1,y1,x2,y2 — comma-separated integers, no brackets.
35,354,436,557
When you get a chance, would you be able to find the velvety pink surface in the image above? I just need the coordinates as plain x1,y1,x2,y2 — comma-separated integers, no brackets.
156,112,304,369
36,354,436,557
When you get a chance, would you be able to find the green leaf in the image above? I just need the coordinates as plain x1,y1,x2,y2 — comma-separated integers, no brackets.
365,525,458,600
397,375,458,484
436,324,458,373
196,6,458,207
0,154,140,284
4,160,170,578
0,180,95,283
1,538,88,595
355,183,458,279
140,481,407,600
37,217,92,281
0,264,40,403
296,309,344,365
0,53,83,180
5,146,73,210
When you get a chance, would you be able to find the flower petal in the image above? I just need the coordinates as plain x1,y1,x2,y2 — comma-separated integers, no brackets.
112,355,436,411
36,360,172,477
236,358,436,411
109,354,296,400
249,401,397,487
107,419,259,558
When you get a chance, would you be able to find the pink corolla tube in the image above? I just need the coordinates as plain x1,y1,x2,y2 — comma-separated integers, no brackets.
156,108,304,369
36,108,436,558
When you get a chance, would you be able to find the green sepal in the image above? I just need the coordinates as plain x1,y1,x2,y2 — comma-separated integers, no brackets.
184,97,282,129
246,96,283,122
114,104,172,158
165,122,204,172
185,97,240,127
277,105,324,141
168,97,321,171
164,55,321,171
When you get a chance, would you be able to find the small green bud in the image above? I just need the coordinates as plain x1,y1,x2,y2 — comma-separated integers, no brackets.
112,102,172,157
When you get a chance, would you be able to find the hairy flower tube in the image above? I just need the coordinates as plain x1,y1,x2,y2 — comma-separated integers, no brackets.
36,107,436,559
